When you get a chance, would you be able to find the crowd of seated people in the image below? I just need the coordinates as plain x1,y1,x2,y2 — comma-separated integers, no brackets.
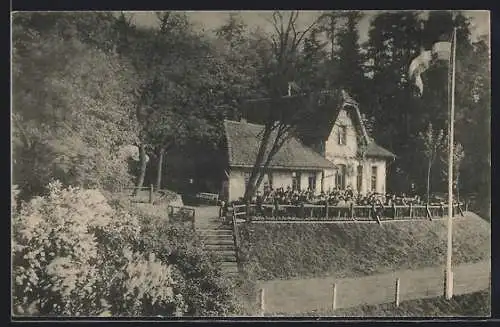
228,185,425,208
220,185,464,220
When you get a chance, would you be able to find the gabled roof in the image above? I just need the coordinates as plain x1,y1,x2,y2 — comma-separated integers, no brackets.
223,120,336,170
364,142,396,159
240,89,396,161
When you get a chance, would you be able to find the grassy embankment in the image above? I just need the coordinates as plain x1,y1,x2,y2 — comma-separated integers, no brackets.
237,213,490,281
234,213,489,316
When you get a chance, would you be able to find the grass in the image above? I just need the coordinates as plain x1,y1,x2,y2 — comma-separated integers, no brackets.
285,290,490,317
237,212,490,281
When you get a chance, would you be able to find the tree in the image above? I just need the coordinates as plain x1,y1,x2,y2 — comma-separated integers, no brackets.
214,12,247,51
297,26,328,92
452,36,490,199
12,15,139,198
439,140,465,202
362,11,425,193
241,11,326,201
335,11,366,100
417,123,445,203
318,11,340,61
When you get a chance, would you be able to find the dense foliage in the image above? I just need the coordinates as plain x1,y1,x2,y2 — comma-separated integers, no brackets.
12,182,240,316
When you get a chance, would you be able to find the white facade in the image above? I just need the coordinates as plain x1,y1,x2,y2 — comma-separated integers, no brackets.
323,109,387,195
226,168,323,202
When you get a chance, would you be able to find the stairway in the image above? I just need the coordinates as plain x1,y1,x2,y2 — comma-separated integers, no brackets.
195,212,239,277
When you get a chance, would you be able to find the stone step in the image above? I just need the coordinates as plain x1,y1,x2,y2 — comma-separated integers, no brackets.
219,261,238,268
199,234,233,240
197,229,233,235
203,239,234,246
211,249,237,257
205,244,235,251
213,254,237,262
196,223,228,229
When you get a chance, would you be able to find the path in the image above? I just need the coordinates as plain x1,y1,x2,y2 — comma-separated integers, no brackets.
192,205,239,276
257,260,490,314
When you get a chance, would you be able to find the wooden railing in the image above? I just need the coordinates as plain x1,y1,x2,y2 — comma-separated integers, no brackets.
227,202,464,223
231,208,241,270
168,205,196,229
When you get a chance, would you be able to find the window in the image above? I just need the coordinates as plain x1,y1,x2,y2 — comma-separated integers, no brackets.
336,164,346,190
371,166,378,192
357,165,363,192
338,125,347,145
292,172,301,191
244,172,251,187
308,174,316,192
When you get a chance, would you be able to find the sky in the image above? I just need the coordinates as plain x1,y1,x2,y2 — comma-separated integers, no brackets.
128,10,490,44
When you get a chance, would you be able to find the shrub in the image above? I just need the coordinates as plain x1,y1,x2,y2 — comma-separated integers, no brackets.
12,181,185,316
135,217,242,316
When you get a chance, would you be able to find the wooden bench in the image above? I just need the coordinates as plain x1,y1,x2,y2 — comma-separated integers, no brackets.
196,192,219,204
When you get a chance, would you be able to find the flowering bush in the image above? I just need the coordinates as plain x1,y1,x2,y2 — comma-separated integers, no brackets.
135,219,242,316
12,181,184,316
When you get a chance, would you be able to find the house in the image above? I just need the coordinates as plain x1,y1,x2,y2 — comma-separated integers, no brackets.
222,119,335,202
318,96,396,195
221,90,396,202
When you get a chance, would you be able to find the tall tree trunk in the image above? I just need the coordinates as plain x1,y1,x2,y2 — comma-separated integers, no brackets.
426,158,432,204
134,144,148,196
245,128,289,201
156,147,165,191
243,124,273,200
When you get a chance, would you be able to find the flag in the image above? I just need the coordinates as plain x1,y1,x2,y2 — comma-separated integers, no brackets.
408,50,432,95
408,36,453,95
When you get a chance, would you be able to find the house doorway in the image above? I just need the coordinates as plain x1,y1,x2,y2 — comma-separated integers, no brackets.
336,164,346,190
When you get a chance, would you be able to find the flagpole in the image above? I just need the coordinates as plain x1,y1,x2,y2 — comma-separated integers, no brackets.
445,27,457,300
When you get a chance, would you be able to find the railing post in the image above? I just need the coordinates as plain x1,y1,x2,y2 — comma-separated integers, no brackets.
426,203,432,220
444,271,454,299
409,203,413,219
231,206,240,268
392,202,396,219
458,203,464,216
395,278,401,307
332,283,337,311
440,203,445,217
192,210,196,230
325,201,329,220
259,288,265,316
245,201,250,222
149,184,154,204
